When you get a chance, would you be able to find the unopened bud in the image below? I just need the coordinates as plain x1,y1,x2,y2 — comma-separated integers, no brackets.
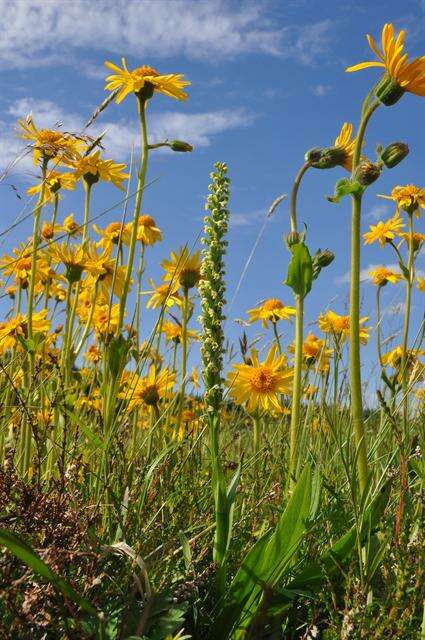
380,142,409,168
310,146,347,170
314,249,335,268
355,160,381,186
170,140,193,153
374,74,405,106
285,231,301,248
305,147,323,164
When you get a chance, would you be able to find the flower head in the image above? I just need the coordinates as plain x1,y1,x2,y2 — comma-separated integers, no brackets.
49,242,87,282
161,247,202,290
93,221,131,248
105,59,190,104
18,117,83,166
0,310,50,355
247,298,296,328
120,365,175,413
0,244,50,288
346,23,425,104
417,276,425,293
83,244,127,297
72,150,128,190
161,320,198,344
127,215,162,246
27,170,76,203
62,214,82,236
145,279,181,310
294,333,333,372
318,310,370,344
368,266,402,286
333,123,357,171
363,216,404,247
379,184,425,217
226,345,293,413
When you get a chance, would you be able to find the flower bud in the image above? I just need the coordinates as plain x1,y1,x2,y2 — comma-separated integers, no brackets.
285,231,301,248
374,74,405,106
304,147,323,164
379,142,409,168
310,146,347,169
169,140,193,153
354,160,381,186
314,249,335,268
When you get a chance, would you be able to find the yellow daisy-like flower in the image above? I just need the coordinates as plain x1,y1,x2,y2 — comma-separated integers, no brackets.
346,23,425,102
161,246,202,290
381,345,425,374
318,310,370,344
398,231,425,252
72,150,128,190
301,333,332,371
363,216,404,247
0,309,50,355
49,242,87,282
127,215,162,246
92,302,120,337
368,266,402,286
0,244,50,288
104,59,190,104
62,214,82,236
40,221,61,241
93,221,131,248
84,344,102,363
161,320,198,344
333,122,356,171
120,365,176,413
417,276,425,293
83,244,127,298
145,279,181,310
226,345,293,413
379,184,425,217
247,298,296,328
27,170,76,204
18,117,83,166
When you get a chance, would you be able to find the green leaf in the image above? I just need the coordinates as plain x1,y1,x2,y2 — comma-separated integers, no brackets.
327,178,363,203
285,242,313,299
0,528,97,617
211,465,312,639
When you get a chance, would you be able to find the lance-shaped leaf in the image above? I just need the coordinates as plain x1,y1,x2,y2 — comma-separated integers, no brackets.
285,242,313,299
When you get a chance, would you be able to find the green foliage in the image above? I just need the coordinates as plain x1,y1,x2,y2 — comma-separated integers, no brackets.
285,242,313,298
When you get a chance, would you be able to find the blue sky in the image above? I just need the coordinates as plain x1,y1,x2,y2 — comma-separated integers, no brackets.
0,0,424,392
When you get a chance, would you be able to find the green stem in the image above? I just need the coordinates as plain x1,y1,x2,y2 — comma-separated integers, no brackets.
400,212,414,435
118,96,149,334
288,161,310,487
272,321,282,354
348,98,379,495
177,288,190,426
134,245,146,347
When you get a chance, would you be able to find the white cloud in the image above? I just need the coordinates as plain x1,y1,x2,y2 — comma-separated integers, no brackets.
0,97,254,178
0,1,333,68
367,203,390,220
311,84,331,97
230,210,265,228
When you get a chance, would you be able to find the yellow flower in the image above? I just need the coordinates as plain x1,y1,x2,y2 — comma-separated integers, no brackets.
291,333,333,372
318,310,370,344
190,366,200,389
104,59,190,104
398,231,424,252
62,214,82,236
93,221,131,248
379,184,425,217
83,244,127,298
0,244,50,288
18,117,83,166
49,242,87,282
247,298,296,328
145,279,181,310
161,320,198,344
161,246,202,290
333,122,356,171
84,344,102,363
92,302,120,337
120,365,176,413
363,216,404,247
381,346,425,383
346,23,425,99
0,310,50,355
41,221,61,241
127,215,162,246
368,266,402,286
27,170,76,203
226,345,293,413
417,276,425,293
72,150,128,190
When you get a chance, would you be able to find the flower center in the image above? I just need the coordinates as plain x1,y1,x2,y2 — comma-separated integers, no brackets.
263,298,283,311
250,366,278,393
141,384,160,406
133,65,159,78
138,215,156,227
